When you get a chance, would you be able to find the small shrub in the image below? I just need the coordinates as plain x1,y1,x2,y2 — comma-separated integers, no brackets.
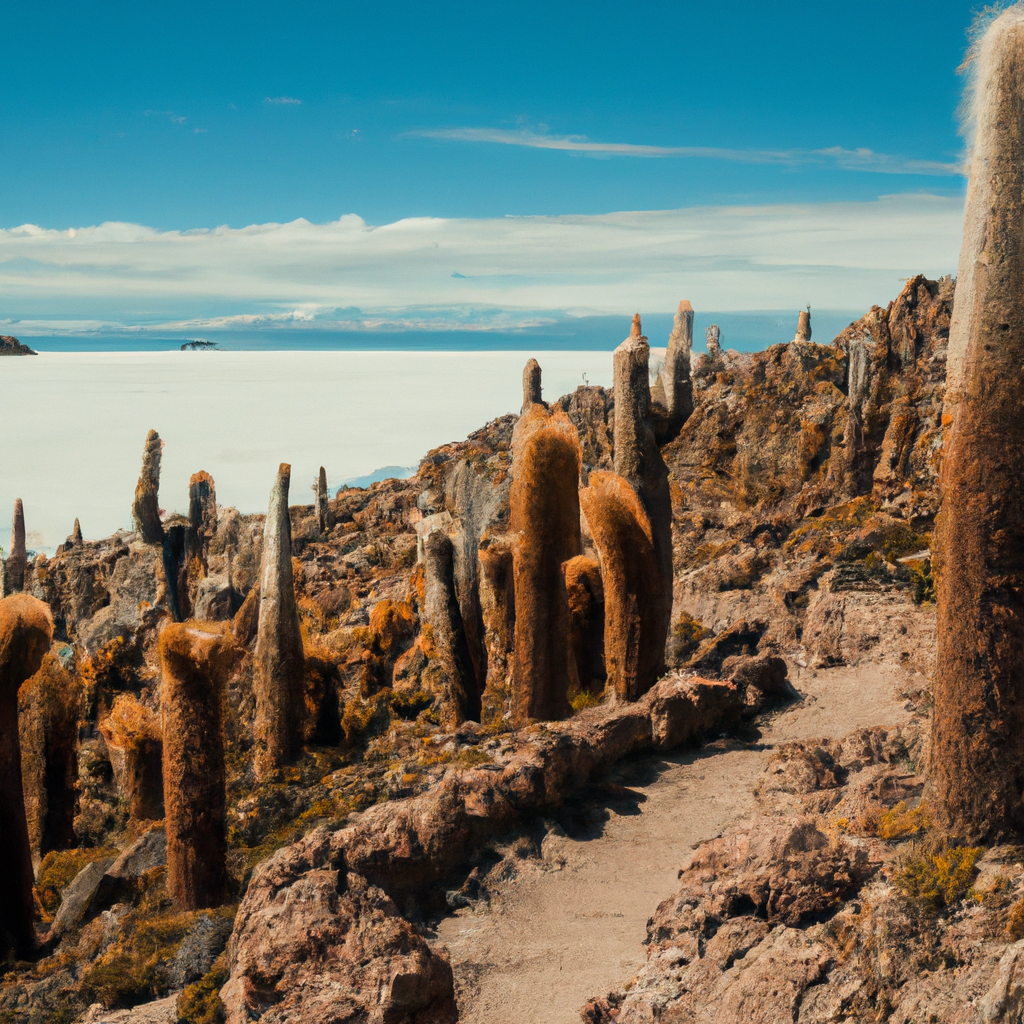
670,612,712,662
892,843,983,913
177,955,228,1024
859,801,930,842
1008,898,1024,940
570,690,604,713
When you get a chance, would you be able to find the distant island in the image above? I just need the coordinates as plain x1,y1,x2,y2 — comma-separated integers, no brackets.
0,335,37,356
180,339,220,351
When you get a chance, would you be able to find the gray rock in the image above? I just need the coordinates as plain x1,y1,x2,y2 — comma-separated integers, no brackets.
192,573,233,621
51,857,114,936
166,912,233,989
87,827,167,916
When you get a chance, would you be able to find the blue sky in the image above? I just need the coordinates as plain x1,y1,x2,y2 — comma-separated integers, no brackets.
0,1,979,331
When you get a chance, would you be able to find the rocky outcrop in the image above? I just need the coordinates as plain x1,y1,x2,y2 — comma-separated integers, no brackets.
253,464,305,778
510,403,582,723
160,623,238,910
0,336,36,356
0,595,53,956
132,430,164,545
221,673,744,1020
6,499,27,595
931,7,1024,843
221,844,457,1024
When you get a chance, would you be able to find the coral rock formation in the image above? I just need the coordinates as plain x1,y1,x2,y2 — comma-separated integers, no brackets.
253,464,305,778
509,401,582,723
132,429,165,544
160,622,238,910
932,6,1024,842
0,595,53,957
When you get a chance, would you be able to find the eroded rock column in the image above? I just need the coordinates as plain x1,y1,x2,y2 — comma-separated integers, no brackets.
510,400,582,723
133,429,164,544
253,464,305,778
932,7,1024,841
0,595,53,956
160,622,238,909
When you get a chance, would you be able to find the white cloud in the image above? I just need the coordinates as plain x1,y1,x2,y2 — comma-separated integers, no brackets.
0,195,964,331
264,96,301,105
413,127,962,176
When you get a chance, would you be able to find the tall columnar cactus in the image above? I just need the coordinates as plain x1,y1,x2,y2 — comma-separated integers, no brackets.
522,357,543,412
6,500,27,594
316,466,329,534
422,529,475,726
932,5,1024,841
509,390,582,724
611,316,673,681
0,595,53,956
663,300,694,430
132,429,164,544
160,622,239,910
579,472,662,701
253,464,305,778
19,651,81,859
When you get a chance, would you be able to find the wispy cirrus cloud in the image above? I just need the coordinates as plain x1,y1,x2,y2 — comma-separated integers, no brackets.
264,96,301,105
412,127,963,177
144,109,188,124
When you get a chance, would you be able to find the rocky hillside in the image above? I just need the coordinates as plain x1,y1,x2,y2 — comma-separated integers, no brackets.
0,276,969,1023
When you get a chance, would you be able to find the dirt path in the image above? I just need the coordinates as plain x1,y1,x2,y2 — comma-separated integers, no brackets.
435,661,919,1023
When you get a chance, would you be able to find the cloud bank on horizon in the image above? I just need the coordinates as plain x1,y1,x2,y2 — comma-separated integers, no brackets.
0,194,963,335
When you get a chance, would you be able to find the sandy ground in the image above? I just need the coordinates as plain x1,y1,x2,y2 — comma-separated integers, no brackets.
435,660,919,1024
